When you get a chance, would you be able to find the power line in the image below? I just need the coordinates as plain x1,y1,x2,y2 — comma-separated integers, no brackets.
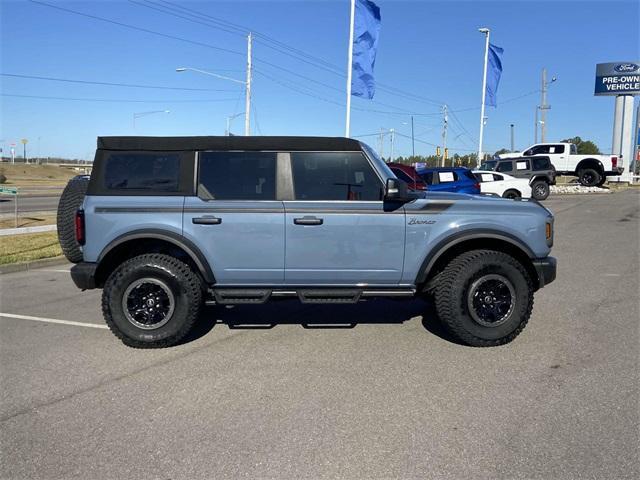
127,0,445,106
2,93,239,103
1,73,237,91
29,0,245,56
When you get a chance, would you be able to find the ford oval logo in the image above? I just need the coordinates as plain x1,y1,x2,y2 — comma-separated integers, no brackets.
614,63,639,73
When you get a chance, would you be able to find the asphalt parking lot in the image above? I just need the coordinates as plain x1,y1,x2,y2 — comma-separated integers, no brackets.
1,191,638,479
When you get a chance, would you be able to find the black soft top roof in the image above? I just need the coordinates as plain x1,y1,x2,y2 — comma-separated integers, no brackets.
97,136,363,152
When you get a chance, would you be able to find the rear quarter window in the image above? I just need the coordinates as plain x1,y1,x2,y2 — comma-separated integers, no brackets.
104,153,180,191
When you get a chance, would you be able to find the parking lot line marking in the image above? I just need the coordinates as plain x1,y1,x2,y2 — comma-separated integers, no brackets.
0,313,108,329
39,269,71,273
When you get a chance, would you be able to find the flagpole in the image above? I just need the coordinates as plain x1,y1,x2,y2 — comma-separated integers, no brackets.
477,27,490,166
345,0,356,138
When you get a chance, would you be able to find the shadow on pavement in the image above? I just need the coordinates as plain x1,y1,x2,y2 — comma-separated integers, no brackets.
180,297,464,346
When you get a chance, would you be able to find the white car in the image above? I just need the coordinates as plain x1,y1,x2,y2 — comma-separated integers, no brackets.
473,171,532,199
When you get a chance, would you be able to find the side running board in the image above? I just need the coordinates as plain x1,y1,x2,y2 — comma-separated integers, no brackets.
207,288,415,305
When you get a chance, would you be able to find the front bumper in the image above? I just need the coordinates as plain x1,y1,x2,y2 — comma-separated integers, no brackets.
70,262,98,290
532,256,557,289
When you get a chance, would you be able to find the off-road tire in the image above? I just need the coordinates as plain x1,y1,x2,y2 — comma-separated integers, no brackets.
56,176,89,263
434,250,534,347
531,180,550,200
102,254,203,348
595,176,607,188
502,189,521,199
578,168,601,187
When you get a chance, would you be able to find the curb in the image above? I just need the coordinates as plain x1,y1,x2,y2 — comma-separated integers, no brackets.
0,256,69,274
0,225,57,236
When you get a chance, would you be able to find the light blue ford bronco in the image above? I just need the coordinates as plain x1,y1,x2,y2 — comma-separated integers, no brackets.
59,136,556,348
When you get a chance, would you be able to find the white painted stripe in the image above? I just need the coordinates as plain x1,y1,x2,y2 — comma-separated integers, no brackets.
0,225,57,236
0,313,108,329
39,269,71,273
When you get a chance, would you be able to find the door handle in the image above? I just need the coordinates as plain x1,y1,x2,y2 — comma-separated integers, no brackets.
293,216,323,226
192,216,222,225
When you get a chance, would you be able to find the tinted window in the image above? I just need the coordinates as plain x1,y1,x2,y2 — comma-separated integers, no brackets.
496,161,513,172
462,170,477,181
515,159,530,171
493,174,504,181
421,171,434,185
104,153,180,191
532,157,551,170
198,152,276,200
549,144,565,154
291,152,383,201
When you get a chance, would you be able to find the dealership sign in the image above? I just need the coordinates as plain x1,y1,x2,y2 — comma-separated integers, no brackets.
595,62,640,96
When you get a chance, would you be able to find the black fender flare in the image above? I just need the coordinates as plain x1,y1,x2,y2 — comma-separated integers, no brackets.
415,229,536,284
97,229,215,283
575,158,604,174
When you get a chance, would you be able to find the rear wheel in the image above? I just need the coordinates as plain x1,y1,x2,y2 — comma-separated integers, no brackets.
102,254,203,348
502,189,521,199
433,250,534,347
531,180,550,200
578,168,601,187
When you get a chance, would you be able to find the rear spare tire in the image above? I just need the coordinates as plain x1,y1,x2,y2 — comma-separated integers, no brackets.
56,175,89,263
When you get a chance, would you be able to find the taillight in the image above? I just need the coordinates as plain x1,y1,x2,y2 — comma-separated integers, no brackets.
611,156,618,168
75,210,85,245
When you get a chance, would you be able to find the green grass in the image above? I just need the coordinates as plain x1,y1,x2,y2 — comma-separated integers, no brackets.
0,231,62,265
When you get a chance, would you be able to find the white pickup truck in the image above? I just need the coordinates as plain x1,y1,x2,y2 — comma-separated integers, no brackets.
499,142,623,187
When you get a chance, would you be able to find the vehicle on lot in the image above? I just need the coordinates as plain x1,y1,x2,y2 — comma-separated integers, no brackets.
387,162,427,191
498,143,623,187
415,167,481,194
473,171,532,199
59,136,556,349
479,156,555,200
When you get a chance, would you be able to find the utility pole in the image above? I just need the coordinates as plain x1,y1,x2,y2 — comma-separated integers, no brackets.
539,68,556,143
510,123,515,151
379,127,384,158
441,105,448,167
244,32,252,136
534,107,538,144
411,116,415,157
390,128,395,162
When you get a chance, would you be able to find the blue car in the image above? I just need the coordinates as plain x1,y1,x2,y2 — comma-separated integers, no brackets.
416,167,481,194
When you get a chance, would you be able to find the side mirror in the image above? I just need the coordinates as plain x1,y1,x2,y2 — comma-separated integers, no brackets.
385,177,411,202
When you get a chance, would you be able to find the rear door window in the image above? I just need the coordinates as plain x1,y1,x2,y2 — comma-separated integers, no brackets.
291,152,383,201
198,152,277,200
548,144,565,154
438,171,458,183
421,172,435,185
515,160,530,171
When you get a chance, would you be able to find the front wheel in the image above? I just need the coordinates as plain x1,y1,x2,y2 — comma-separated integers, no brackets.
102,254,203,348
433,250,534,347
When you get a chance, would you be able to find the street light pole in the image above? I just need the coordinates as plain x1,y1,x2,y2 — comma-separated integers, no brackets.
510,124,515,151
477,27,491,166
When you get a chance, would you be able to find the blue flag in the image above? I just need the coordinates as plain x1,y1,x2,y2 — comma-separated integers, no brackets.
351,0,381,99
486,43,503,107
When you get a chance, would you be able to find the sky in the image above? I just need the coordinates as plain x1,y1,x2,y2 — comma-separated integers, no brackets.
1,0,639,160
